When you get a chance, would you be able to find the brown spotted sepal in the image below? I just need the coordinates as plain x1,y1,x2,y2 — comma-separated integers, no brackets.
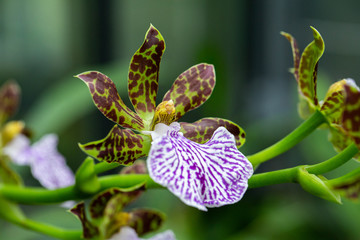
79,124,151,165
320,79,348,124
128,24,165,125
0,80,20,125
71,187,165,239
70,202,99,239
180,117,246,148
282,27,324,119
341,83,360,148
163,63,215,121
328,81,360,160
77,71,145,131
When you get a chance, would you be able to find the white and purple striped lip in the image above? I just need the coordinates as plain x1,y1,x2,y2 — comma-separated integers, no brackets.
146,122,253,211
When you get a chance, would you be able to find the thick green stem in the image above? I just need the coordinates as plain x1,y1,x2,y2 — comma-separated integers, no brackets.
247,111,327,166
248,166,300,188
18,218,82,240
307,142,359,175
0,174,160,204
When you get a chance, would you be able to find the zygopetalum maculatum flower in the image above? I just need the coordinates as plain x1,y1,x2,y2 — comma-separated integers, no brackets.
70,162,172,240
77,25,253,211
282,27,360,160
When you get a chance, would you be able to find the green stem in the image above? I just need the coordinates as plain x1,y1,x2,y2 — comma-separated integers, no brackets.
19,218,82,240
248,166,300,188
0,174,160,204
247,111,327,166
307,142,359,175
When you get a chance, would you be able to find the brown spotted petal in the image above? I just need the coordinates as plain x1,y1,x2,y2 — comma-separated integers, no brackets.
163,63,215,121
128,24,165,124
70,202,99,239
77,71,145,130
127,209,165,236
180,117,246,148
79,124,151,165
280,31,300,81
90,187,144,220
341,83,360,148
0,81,20,124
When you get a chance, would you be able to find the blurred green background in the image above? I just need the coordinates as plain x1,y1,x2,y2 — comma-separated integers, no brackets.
1,0,360,239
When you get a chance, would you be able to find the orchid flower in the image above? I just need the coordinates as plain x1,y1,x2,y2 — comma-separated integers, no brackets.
3,134,75,189
78,24,253,210
71,176,166,240
282,27,360,159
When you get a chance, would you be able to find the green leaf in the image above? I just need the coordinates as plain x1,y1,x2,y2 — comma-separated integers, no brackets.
75,157,100,194
297,167,341,204
163,63,216,121
79,124,151,165
180,117,246,148
70,202,99,239
0,81,20,125
128,24,165,124
127,209,165,236
77,71,145,131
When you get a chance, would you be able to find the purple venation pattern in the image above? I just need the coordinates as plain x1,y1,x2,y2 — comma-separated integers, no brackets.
147,123,253,211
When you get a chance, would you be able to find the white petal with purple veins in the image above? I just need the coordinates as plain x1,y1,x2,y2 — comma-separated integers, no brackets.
147,123,253,211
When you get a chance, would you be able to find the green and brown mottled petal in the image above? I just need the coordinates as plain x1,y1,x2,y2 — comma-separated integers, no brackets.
77,71,145,130
331,167,360,201
127,209,165,236
0,81,20,124
298,27,324,107
79,124,151,165
163,64,215,121
180,117,246,148
328,125,360,160
320,79,348,124
70,202,99,239
90,187,145,220
128,25,165,123
341,84,360,149
281,31,300,81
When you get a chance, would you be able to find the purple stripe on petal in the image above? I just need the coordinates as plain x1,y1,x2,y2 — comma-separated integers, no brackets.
147,123,253,211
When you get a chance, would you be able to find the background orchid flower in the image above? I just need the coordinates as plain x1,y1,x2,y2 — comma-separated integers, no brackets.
3,134,75,189
77,24,246,166
282,28,360,159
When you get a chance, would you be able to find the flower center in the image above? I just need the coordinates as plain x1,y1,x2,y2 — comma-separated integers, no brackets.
150,100,176,130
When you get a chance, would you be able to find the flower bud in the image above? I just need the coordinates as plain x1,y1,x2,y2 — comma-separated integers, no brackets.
297,167,341,204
